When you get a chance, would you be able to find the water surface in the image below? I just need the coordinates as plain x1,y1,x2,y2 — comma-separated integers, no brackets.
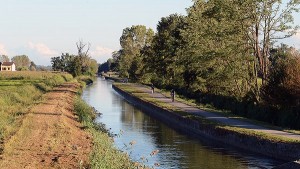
82,78,284,169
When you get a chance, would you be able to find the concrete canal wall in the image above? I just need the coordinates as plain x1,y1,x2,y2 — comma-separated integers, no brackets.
112,84,300,161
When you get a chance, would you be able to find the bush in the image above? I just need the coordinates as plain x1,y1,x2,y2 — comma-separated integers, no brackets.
262,53,300,107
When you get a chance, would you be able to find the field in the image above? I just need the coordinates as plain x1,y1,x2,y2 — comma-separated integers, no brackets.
0,71,74,155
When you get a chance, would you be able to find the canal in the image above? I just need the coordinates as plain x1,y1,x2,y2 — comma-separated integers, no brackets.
82,77,284,169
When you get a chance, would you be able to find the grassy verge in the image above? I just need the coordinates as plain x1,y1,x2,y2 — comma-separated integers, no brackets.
0,71,74,155
113,83,300,144
143,85,300,137
73,97,134,169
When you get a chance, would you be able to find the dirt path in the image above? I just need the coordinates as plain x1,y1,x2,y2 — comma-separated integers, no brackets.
0,83,92,169
131,84,300,141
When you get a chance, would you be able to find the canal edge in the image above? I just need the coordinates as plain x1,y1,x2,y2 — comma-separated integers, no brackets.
112,83,300,162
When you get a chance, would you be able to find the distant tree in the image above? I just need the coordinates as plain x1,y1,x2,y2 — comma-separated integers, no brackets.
0,55,9,62
73,56,82,76
50,43,98,77
36,65,52,71
19,66,29,71
51,56,63,71
98,58,114,73
89,59,98,75
11,55,30,70
29,61,37,71
76,40,92,74
111,51,122,71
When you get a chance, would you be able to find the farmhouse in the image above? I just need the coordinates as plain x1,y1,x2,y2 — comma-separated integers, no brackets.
0,62,16,71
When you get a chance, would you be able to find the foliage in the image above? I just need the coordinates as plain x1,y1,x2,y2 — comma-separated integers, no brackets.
51,52,98,77
112,0,300,129
247,0,300,87
29,61,37,71
262,46,300,107
175,0,252,98
98,58,118,73
11,55,31,70
51,41,98,77
0,55,9,62
116,25,154,80
144,14,186,88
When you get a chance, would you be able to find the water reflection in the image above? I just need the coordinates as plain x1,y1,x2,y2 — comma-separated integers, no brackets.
82,78,284,169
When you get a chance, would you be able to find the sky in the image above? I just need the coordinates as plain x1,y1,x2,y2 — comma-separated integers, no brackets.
0,0,193,65
0,0,300,66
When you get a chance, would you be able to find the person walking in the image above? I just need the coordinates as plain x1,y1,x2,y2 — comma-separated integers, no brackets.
171,89,175,102
151,83,154,94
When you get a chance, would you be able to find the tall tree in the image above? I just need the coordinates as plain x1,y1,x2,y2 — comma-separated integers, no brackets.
145,14,186,87
245,0,300,99
118,25,154,79
76,40,92,74
262,45,300,107
180,0,250,97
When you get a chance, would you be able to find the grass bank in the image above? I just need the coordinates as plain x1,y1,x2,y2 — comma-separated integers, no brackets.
0,72,136,168
73,97,134,169
113,83,300,144
0,71,74,155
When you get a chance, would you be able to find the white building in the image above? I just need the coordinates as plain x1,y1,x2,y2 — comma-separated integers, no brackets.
0,62,16,71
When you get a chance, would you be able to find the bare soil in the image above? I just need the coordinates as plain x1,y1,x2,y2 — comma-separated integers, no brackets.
0,83,92,169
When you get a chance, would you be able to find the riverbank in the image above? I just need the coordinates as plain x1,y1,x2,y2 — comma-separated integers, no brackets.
73,92,133,169
112,83,300,161
0,72,134,168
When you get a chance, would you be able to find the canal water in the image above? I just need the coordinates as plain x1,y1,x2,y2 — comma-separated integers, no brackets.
82,77,284,169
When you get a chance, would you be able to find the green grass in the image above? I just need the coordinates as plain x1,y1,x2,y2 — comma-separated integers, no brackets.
73,97,134,169
113,83,300,144
0,71,74,155
157,86,300,136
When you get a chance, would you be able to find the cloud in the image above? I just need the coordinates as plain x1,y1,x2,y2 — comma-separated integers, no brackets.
0,43,8,55
28,42,58,56
91,46,115,56
90,46,115,63
294,31,300,40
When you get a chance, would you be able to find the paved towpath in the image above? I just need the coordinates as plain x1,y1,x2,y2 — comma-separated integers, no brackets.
128,83,300,141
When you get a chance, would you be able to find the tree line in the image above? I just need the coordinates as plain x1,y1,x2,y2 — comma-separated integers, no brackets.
51,41,98,76
0,54,37,71
100,0,300,129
